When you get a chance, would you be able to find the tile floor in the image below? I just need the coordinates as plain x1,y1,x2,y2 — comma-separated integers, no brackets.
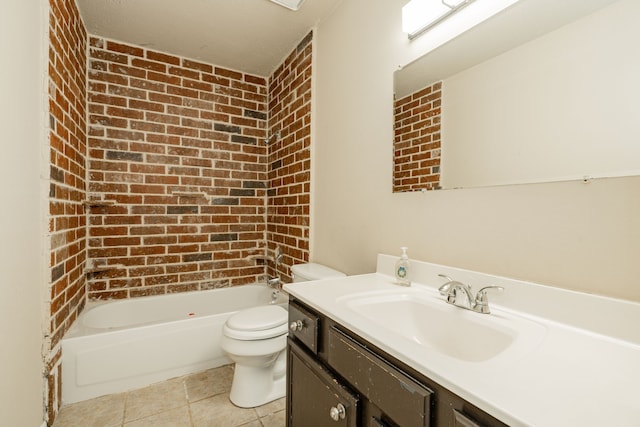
52,364,286,427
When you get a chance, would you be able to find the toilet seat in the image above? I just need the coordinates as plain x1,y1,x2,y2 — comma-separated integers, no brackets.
224,305,288,340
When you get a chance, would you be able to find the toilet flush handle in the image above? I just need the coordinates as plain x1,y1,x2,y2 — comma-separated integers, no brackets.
289,319,304,332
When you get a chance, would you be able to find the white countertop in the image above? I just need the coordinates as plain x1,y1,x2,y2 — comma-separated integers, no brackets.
284,255,640,427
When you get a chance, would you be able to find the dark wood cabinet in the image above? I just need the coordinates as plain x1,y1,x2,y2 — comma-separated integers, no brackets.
288,301,319,353
453,410,484,427
287,299,510,427
328,327,432,427
288,340,359,426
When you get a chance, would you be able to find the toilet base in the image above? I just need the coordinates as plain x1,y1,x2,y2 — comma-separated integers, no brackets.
228,351,286,408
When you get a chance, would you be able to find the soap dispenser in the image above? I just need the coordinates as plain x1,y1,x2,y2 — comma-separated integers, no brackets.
395,247,411,286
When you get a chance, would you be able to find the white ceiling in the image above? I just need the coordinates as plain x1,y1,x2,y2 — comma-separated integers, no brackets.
75,0,343,77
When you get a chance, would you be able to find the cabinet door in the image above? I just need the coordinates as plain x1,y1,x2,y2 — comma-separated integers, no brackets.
288,339,359,427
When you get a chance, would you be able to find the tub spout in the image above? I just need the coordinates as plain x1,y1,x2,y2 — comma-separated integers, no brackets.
267,277,281,288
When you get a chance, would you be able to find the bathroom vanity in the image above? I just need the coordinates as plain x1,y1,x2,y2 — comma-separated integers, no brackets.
287,298,506,426
284,255,640,426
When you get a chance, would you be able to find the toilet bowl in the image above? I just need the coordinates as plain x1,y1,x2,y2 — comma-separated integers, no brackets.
222,263,345,408
221,305,289,408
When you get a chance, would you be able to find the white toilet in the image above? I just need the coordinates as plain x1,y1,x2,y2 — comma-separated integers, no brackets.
291,262,346,284
221,263,345,408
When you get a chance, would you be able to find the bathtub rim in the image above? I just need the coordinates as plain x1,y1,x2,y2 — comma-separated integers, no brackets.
64,284,289,340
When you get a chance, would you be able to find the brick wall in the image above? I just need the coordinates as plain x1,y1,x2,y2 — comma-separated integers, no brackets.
44,15,312,423
393,81,442,192
267,32,313,281
86,37,272,299
47,0,87,424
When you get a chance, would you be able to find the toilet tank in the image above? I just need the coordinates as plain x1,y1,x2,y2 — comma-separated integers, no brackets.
291,263,346,282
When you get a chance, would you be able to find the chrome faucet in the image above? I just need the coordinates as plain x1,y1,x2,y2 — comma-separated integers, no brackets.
267,276,281,288
437,274,504,314
266,246,283,303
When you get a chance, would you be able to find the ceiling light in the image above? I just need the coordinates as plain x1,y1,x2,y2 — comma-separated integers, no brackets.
269,0,307,11
403,0,476,39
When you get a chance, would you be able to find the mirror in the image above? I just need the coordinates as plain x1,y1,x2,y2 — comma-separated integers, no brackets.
393,0,640,191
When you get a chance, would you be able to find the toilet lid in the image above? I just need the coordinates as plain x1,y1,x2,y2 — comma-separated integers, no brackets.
226,305,288,332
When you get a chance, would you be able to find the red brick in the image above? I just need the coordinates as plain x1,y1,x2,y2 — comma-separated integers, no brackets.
182,58,213,73
147,50,180,65
89,49,128,64
130,77,166,93
130,226,166,236
79,34,307,308
105,106,144,120
89,70,128,86
88,93,124,110
245,74,266,86
130,184,166,194
148,92,182,106
89,226,128,236
103,237,141,246
183,79,212,92
147,71,181,85
106,40,144,57
169,66,199,80
128,99,165,113
167,85,199,99
132,58,167,73
215,67,243,81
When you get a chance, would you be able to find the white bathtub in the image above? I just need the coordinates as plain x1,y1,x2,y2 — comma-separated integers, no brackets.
61,285,287,404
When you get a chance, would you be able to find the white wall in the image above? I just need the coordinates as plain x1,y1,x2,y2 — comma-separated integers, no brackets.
0,0,47,425
311,0,640,302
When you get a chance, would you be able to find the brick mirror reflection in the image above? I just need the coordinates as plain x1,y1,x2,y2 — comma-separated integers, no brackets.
393,81,442,193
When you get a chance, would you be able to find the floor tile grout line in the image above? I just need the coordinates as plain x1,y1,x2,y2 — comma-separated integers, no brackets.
184,379,196,427
53,365,285,427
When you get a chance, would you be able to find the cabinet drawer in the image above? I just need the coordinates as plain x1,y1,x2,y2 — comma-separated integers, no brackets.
328,327,433,427
288,339,359,427
288,301,319,354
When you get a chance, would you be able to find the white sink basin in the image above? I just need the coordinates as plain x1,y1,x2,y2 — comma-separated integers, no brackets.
340,289,545,363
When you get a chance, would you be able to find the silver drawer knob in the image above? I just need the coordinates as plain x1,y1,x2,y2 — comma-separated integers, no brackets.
329,403,346,421
289,320,304,332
